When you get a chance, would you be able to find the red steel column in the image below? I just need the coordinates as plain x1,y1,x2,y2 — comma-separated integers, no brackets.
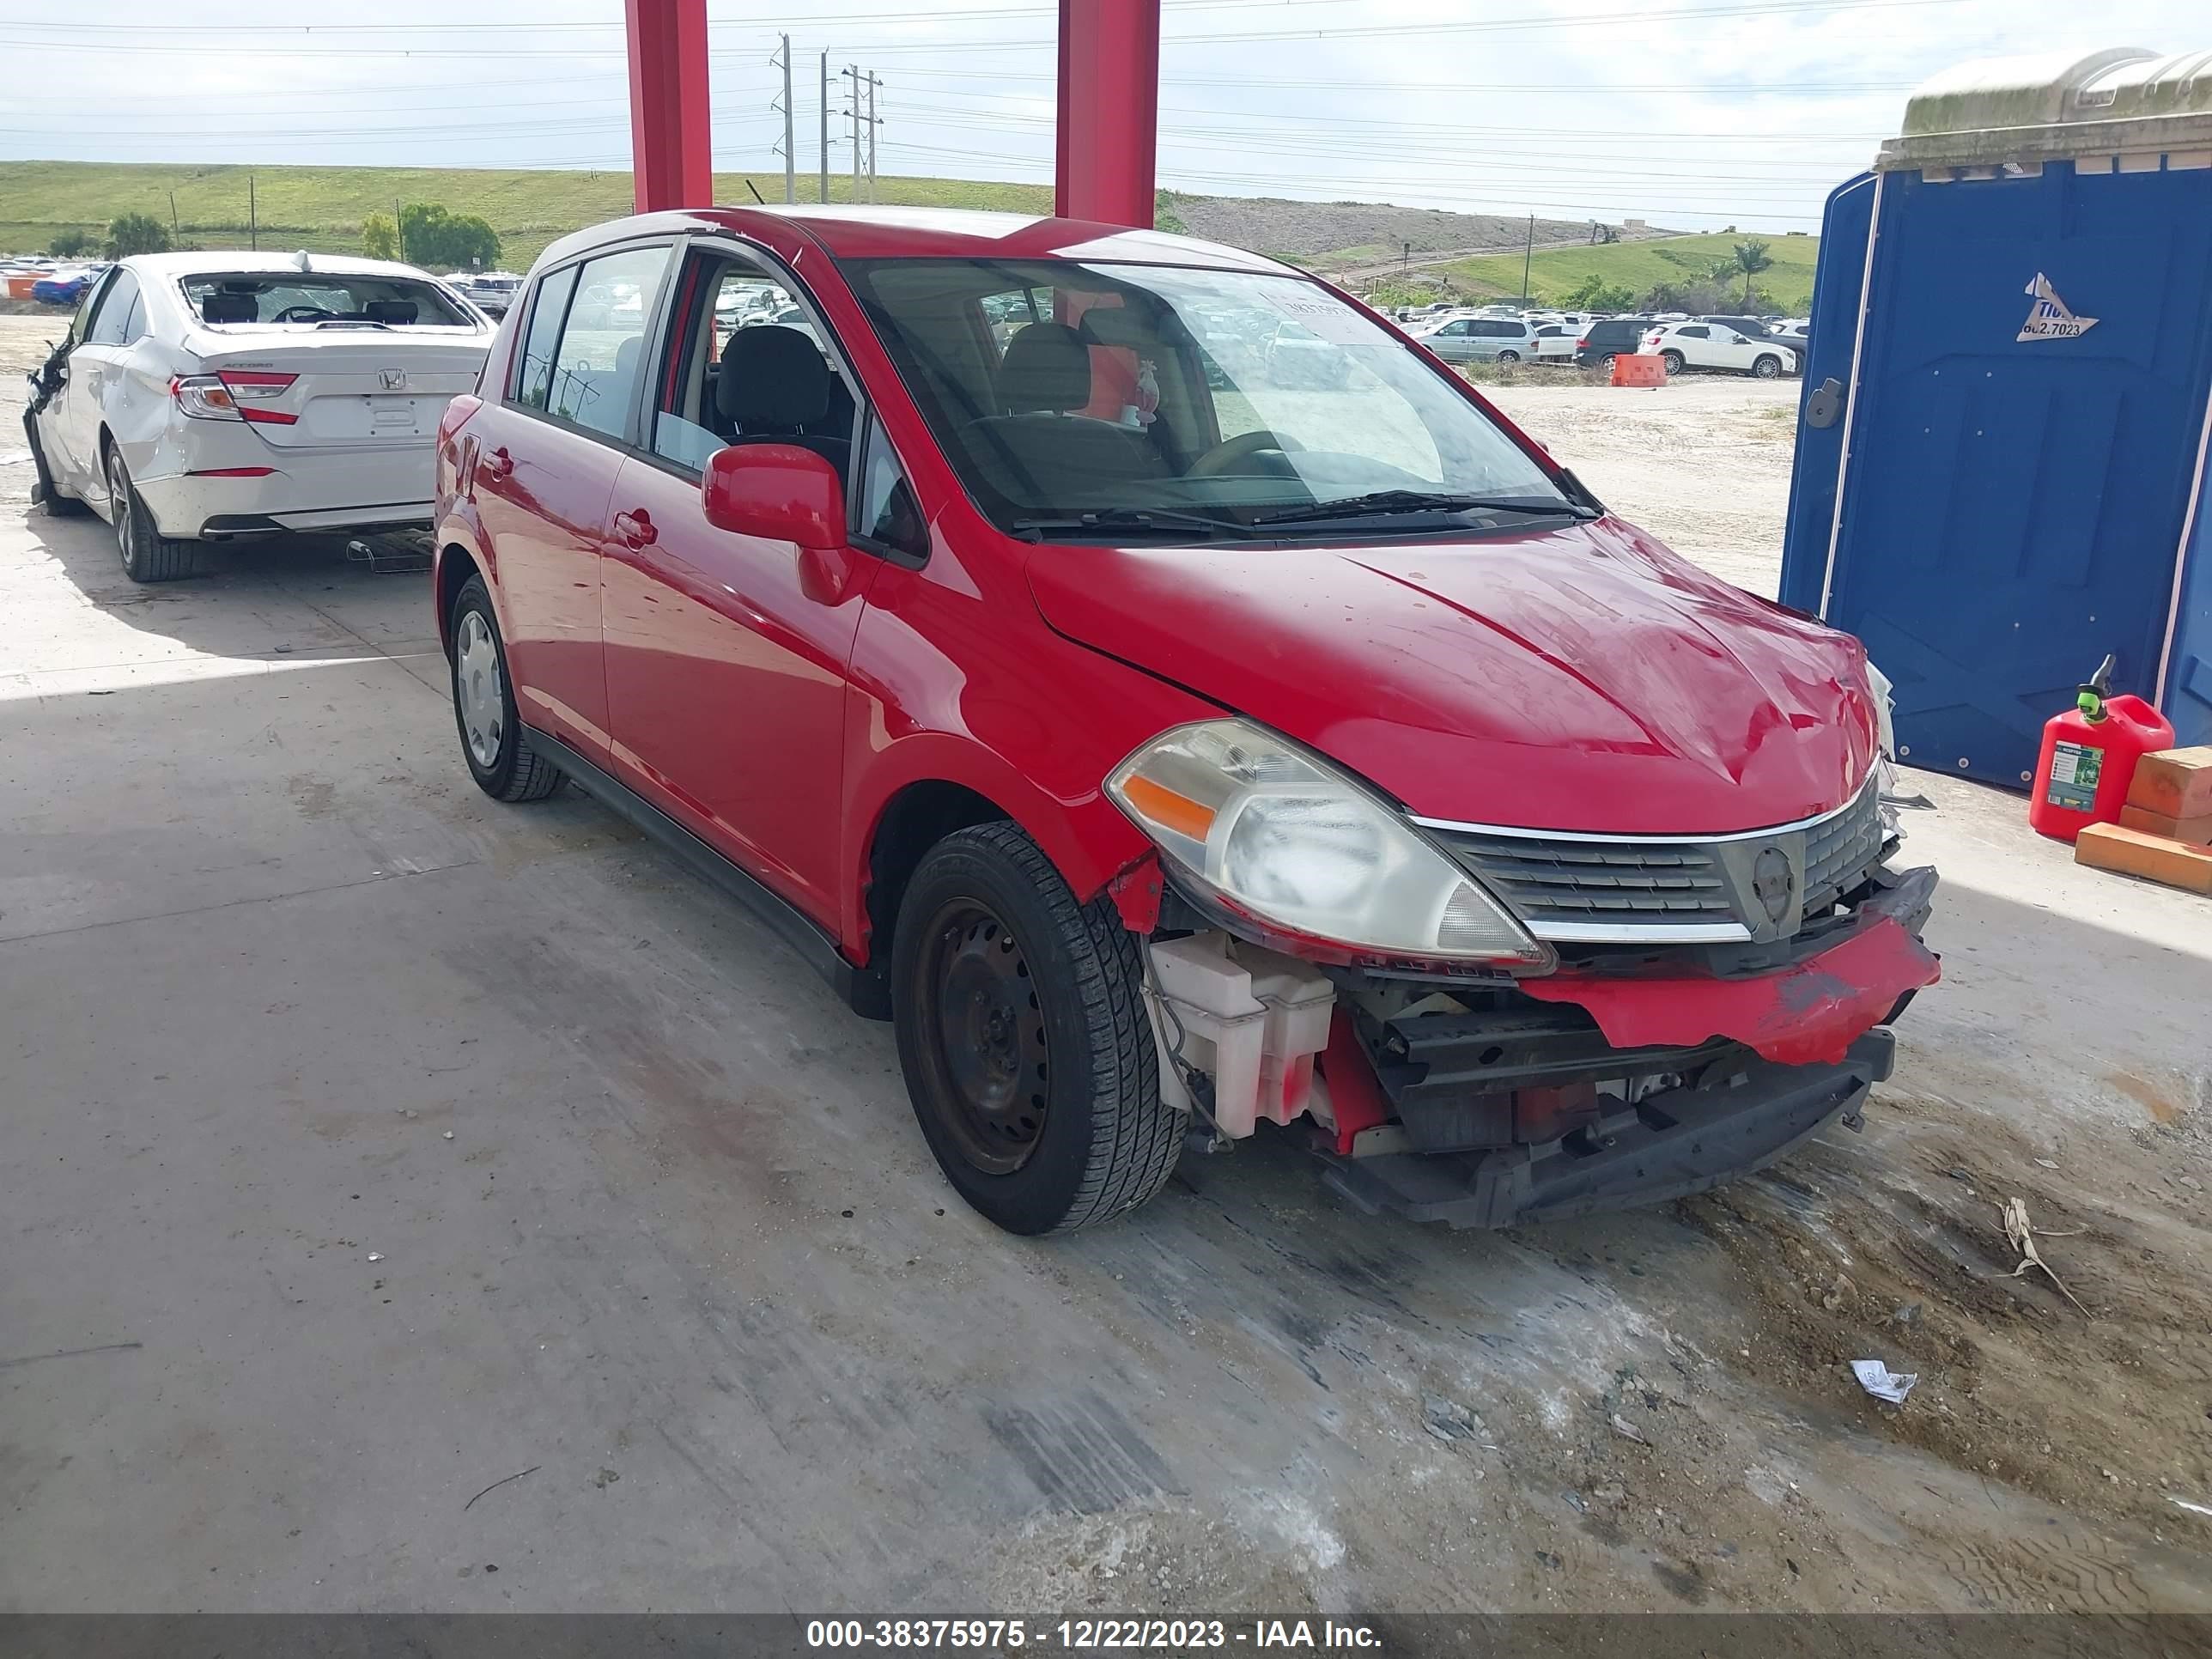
625,0,714,213
1055,0,1161,228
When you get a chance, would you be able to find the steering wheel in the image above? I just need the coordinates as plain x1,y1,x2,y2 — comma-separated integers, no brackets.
1186,428,1304,477
273,305,334,324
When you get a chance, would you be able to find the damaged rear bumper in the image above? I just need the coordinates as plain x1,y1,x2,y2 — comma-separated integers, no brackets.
1317,1030,1893,1229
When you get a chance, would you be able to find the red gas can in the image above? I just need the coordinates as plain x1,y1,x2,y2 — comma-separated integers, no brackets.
2028,657,2174,842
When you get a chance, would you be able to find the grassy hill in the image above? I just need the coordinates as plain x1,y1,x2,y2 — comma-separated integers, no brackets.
0,161,1054,270
1436,231,1821,312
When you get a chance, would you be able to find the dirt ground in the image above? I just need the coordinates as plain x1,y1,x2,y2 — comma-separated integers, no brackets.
4,313,2209,1619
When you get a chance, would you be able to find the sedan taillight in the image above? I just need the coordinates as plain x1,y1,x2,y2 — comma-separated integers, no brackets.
171,369,299,425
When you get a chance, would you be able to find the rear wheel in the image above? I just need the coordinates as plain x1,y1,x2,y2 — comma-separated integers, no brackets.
24,413,87,515
1494,349,1522,365
892,822,1182,1235
1752,353,1784,380
106,449,195,583
1595,353,1617,374
1660,349,1686,375
448,576,564,803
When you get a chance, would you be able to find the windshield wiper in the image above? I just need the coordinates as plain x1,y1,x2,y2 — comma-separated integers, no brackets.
1253,489,1595,527
1007,507,1252,542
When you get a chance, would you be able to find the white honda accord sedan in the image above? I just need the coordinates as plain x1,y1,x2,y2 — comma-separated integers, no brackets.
22,251,494,582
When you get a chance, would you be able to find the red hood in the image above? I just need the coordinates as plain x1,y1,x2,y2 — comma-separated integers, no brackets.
1025,517,1879,835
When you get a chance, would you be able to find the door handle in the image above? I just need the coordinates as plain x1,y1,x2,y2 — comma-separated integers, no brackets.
482,445,514,480
612,508,657,549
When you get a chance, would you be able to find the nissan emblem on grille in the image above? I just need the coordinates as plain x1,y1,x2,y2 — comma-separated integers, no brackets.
1752,845,1796,923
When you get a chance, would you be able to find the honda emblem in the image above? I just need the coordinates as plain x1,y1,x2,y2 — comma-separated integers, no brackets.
379,368,407,391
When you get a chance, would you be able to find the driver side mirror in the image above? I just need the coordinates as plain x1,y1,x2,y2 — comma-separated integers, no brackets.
702,442,845,551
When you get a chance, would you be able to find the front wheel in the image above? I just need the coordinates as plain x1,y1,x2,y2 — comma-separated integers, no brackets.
1660,349,1686,375
1752,354,1784,380
892,822,1183,1235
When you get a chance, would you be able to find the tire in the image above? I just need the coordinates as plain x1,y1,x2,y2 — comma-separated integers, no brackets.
1752,354,1783,380
892,822,1182,1235
23,412,88,515
1495,349,1521,365
448,575,564,803
105,448,195,582
1595,353,1617,374
1660,349,1686,375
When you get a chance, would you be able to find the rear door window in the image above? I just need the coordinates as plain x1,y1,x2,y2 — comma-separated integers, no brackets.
83,270,141,346
544,245,672,441
513,264,580,410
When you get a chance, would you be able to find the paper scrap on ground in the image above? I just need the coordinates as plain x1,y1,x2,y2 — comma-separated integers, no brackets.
1850,1359,1917,1404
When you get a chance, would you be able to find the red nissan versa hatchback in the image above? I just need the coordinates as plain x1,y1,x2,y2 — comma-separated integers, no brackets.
431,206,1939,1236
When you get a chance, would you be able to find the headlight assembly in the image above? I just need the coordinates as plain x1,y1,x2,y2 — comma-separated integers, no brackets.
1106,719,1552,971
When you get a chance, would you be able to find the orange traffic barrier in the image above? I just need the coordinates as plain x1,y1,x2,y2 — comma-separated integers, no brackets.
1611,353,1667,388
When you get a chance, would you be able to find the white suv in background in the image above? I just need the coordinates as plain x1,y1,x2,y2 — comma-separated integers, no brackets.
23,251,493,581
1638,320,1797,380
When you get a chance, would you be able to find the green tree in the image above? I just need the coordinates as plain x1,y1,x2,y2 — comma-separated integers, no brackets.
361,211,398,261
1561,275,1638,313
49,228,97,258
395,203,500,271
1730,239,1774,306
106,212,173,258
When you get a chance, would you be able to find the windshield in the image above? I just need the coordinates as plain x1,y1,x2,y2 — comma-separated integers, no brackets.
182,272,477,329
841,258,1569,535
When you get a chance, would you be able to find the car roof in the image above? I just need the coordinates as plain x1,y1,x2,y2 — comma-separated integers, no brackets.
532,204,1298,276
120,251,448,282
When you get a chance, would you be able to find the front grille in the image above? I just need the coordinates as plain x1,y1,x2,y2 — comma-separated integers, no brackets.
1436,835,1738,933
1425,779,1886,943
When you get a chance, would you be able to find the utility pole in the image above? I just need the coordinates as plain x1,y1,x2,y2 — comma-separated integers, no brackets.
1401,240,1410,273
168,190,179,243
1520,214,1534,301
865,73,879,204
843,65,862,204
775,33,796,204
247,173,258,251
817,51,830,203
393,200,404,262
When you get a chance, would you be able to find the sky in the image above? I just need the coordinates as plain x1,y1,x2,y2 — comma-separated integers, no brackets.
0,1,2204,232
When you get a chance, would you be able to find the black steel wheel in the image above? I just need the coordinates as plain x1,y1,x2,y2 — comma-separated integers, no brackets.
892,822,1182,1235
912,901,1053,1176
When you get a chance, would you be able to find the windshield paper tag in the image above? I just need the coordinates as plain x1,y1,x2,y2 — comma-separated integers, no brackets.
1270,292,1374,344
2018,273,2098,342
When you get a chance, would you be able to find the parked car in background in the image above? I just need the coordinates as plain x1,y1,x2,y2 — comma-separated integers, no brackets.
32,264,102,306
1641,320,1796,379
453,272,522,317
23,251,495,581
1529,323,1579,362
1699,315,1792,344
1571,316,1661,371
1771,318,1811,347
1415,315,1538,364
430,205,1932,1238
1264,318,1353,386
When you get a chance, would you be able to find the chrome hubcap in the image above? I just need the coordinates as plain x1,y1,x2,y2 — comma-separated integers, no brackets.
108,458,135,569
455,611,504,769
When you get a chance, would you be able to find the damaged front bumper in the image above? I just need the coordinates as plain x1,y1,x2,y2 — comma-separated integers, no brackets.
1144,862,1939,1230
1321,1030,1894,1229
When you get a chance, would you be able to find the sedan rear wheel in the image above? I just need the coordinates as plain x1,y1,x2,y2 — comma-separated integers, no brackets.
106,449,195,583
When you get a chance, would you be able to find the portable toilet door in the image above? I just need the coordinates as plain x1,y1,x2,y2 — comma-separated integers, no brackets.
1778,48,2212,787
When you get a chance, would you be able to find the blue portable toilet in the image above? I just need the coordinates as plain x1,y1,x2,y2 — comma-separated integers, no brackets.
1780,48,2212,787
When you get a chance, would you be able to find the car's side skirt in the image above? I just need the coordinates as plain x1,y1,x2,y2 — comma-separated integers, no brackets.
522,725,893,1020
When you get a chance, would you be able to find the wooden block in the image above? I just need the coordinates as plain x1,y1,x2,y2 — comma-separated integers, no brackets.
2075,822,2212,895
2125,745,2212,818
2118,803,2212,846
